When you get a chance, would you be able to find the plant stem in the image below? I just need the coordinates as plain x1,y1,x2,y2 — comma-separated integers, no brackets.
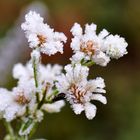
28,122,38,139
82,60,95,67
33,57,39,102
4,121,15,140
33,59,38,88
25,135,28,140
37,86,48,109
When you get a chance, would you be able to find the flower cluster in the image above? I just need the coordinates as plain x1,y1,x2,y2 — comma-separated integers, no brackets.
0,61,65,122
70,23,128,66
0,11,128,139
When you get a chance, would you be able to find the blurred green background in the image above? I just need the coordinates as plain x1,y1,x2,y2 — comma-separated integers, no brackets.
0,0,140,140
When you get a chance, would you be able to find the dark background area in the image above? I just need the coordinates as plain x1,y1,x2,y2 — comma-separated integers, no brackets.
0,0,140,140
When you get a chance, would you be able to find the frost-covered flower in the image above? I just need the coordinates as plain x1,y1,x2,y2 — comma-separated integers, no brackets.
37,64,63,95
13,61,64,106
70,23,128,66
0,88,13,118
104,35,128,59
13,62,35,86
39,64,63,84
0,83,36,121
21,11,67,56
70,23,110,66
56,64,107,119
13,61,62,88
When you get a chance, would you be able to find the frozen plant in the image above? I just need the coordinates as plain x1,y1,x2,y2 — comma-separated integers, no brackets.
0,11,128,140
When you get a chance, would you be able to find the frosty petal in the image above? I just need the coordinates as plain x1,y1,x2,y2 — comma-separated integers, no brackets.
84,103,97,120
91,94,107,104
72,103,84,114
93,51,110,67
42,100,65,113
71,23,83,36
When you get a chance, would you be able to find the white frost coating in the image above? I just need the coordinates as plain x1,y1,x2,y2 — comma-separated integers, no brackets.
42,100,65,113
84,103,97,120
104,35,128,59
71,23,83,36
70,22,128,66
72,104,84,115
56,64,107,119
21,11,67,56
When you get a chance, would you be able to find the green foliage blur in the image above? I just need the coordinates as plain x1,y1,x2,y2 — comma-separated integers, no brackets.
0,0,140,140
